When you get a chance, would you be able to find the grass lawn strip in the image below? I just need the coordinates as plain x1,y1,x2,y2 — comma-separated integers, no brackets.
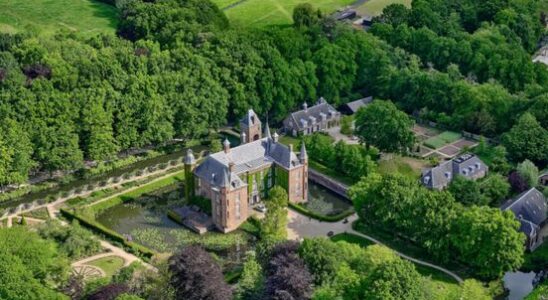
88,170,185,214
217,0,355,27
355,0,412,16
331,232,463,299
438,131,462,143
0,0,118,36
88,255,125,278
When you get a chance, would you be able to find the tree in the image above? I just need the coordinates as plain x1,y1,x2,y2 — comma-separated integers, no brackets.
265,241,313,300
293,3,321,28
0,118,34,187
236,251,264,300
298,237,345,285
503,113,548,164
509,170,529,193
450,206,525,279
339,115,353,136
363,259,427,300
448,176,488,206
88,283,129,300
169,245,232,300
480,174,510,205
374,4,410,26
516,159,539,188
354,101,414,153
260,186,288,241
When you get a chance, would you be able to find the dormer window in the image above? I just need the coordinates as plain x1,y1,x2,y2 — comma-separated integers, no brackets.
444,172,451,179
462,169,468,175
475,162,480,169
424,176,430,184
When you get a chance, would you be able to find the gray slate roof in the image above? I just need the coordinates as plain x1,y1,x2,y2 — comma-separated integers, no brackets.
344,96,373,114
287,98,339,130
240,109,260,127
422,154,487,189
194,137,302,189
501,187,547,230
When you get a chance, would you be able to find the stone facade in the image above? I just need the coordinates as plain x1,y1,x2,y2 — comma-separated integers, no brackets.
283,97,341,136
186,111,308,233
421,154,488,190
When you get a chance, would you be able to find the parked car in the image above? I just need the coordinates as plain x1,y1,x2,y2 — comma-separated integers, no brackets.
254,204,267,213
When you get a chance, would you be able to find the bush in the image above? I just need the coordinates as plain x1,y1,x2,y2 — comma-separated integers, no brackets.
288,203,354,222
60,208,155,259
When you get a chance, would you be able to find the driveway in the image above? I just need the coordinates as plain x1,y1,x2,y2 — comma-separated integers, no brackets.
325,126,359,145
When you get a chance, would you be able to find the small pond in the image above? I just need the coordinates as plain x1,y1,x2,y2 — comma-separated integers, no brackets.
95,183,251,269
503,271,536,300
304,182,353,216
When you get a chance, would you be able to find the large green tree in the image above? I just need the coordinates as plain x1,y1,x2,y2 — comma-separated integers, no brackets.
503,113,548,164
354,101,415,153
0,118,34,187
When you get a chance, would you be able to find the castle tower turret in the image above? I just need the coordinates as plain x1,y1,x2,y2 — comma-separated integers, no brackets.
239,109,262,144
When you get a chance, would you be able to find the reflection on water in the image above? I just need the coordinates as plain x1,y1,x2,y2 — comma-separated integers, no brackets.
503,271,536,300
305,182,353,216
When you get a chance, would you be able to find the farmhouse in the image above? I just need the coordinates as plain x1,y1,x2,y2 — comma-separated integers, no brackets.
283,97,341,136
185,110,308,233
501,188,547,251
421,154,488,190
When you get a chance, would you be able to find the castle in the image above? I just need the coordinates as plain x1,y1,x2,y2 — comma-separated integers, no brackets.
184,109,308,233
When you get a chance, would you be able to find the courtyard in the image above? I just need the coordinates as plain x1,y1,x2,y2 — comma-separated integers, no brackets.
412,124,478,159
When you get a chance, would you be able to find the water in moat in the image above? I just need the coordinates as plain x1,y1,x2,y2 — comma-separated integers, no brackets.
95,181,349,252
305,182,353,216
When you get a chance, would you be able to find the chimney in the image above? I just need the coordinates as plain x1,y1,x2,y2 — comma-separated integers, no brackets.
303,102,308,112
273,132,279,143
240,132,247,144
229,162,235,173
223,138,230,154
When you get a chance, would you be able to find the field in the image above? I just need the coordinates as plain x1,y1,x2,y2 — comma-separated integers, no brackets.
355,0,412,16
88,256,125,278
0,0,118,36
378,155,428,179
424,131,462,149
214,0,355,27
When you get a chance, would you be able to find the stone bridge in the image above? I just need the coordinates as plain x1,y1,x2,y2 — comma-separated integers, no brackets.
308,168,350,200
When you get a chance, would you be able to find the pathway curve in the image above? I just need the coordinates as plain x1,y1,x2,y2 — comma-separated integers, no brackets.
287,209,463,283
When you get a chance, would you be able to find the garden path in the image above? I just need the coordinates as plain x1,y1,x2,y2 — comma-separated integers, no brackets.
287,209,464,283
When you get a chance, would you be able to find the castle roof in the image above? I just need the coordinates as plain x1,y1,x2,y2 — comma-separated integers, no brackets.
287,98,339,130
194,137,300,189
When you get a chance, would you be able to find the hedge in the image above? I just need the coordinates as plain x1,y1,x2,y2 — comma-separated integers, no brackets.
60,208,156,259
289,202,355,222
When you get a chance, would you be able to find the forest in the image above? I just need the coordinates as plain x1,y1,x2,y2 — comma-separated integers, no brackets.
0,0,546,187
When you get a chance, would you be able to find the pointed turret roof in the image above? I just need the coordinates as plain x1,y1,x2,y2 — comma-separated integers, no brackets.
264,122,272,139
299,141,308,161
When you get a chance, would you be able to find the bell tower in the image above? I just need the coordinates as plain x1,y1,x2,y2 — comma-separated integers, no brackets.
240,109,262,144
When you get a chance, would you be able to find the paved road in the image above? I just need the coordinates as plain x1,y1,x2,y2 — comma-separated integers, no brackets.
287,209,463,283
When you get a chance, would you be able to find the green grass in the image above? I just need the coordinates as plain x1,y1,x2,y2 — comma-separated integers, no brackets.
377,155,427,179
423,131,462,149
331,231,463,299
88,256,125,278
525,280,548,300
522,242,548,271
215,0,355,27
89,171,185,214
278,134,302,147
331,232,375,247
215,0,242,9
21,207,50,220
353,220,472,278
0,0,118,36
308,160,356,186
355,0,412,16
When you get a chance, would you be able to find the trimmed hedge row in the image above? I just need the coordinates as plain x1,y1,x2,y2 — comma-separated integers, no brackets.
60,208,156,259
289,202,355,222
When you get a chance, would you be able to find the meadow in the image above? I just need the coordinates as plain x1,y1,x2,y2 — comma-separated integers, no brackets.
0,0,118,36
355,0,412,16
213,0,355,27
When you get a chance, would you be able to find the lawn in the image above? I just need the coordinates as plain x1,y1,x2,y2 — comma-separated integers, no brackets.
522,242,548,271
215,0,355,27
331,231,463,299
424,131,462,149
0,0,118,36
88,255,125,278
378,155,427,178
355,0,412,16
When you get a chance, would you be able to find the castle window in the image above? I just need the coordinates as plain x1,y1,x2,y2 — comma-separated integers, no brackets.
236,194,241,220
